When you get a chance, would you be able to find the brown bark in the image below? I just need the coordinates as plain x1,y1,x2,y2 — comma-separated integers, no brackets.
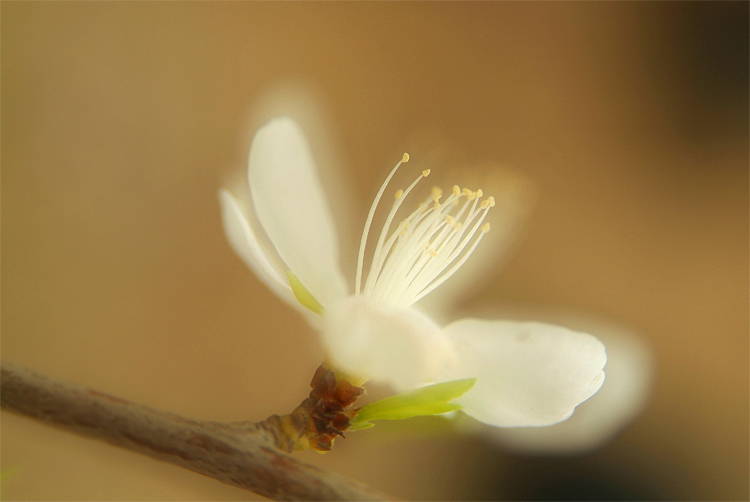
0,362,391,501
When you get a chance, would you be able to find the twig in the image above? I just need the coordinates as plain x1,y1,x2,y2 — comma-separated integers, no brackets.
0,362,391,501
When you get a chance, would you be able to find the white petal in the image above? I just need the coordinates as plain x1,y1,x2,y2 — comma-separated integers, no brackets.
489,329,652,453
437,319,606,427
323,296,455,390
218,189,297,305
248,117,347,307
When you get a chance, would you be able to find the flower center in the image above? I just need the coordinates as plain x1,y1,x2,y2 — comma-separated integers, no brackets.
355,154,494,307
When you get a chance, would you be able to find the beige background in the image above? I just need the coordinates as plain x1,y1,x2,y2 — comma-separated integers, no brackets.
2,2,748,500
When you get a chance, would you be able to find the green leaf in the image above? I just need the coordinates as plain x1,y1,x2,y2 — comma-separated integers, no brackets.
287,271,323,315
351,378,476,428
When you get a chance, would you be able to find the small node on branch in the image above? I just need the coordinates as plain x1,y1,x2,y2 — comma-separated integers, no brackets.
261,364,365,452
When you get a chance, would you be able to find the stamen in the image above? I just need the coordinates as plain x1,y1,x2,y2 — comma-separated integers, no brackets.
371,200,448,299
409,222,489,304
357,159,494,307
374,191,458,299
398,217,455,289
364,165,430,295
356,155,407,295
394,189,492,306
431,186,443,201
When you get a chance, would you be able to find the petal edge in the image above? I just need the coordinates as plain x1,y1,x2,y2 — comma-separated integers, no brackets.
219,189,296,305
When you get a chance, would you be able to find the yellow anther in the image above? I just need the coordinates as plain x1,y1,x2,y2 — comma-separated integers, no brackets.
455,222,462,230
462,187,472,197
481,223,491,233
402,153,410,163
488,196,496,207
428,248,438,257
433,201,440,210
445,215,455,225
467,190,478,201
431,186,443,198
476,189,483,197
422,169,431,177
394,188,404,199
452,185,461,196
481,199,490,209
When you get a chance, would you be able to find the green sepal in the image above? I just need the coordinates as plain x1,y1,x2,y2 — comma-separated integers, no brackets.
350,378,476,429
287,271,323,315
349,421,376,431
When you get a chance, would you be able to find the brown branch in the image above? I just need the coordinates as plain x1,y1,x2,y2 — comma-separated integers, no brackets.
0,362,391,501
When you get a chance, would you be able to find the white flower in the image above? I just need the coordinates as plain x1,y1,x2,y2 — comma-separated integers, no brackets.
220,117,607,428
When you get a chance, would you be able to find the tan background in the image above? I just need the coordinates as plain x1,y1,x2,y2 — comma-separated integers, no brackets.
2,2,748,500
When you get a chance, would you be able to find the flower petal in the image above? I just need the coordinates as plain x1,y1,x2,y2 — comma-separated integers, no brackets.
437,319,606,427
489,329,652,453
218,189,297,305
323,296,455,391
248,117,347,307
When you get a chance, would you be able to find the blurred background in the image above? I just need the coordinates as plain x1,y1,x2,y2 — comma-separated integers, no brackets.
2,2,747,500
